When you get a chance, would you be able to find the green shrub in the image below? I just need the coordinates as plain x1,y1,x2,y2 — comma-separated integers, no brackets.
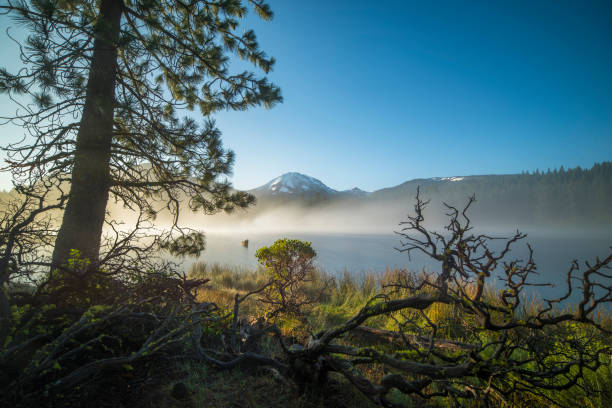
255,239,318,319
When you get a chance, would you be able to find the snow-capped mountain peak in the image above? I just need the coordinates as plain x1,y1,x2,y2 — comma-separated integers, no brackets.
254,172,337,195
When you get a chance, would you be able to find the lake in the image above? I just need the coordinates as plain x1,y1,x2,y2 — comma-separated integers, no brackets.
194,229,612,302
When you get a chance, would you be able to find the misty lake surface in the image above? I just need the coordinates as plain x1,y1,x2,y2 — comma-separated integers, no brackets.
194,230,611,302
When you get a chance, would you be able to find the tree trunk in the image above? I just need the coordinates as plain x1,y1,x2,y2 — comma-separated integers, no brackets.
51,0,123,270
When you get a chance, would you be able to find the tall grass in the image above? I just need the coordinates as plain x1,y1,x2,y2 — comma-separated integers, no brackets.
188,262,612,408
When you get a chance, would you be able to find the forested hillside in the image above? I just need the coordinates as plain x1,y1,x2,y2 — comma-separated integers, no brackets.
370,162,612,227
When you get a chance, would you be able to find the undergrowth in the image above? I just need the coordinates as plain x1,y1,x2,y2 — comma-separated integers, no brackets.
186,262,612,408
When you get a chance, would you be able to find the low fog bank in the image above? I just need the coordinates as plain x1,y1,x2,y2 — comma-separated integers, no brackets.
182,200,421,234
169,197,612,238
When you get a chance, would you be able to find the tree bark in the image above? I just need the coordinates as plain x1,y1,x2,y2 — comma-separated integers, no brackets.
51,0,123,270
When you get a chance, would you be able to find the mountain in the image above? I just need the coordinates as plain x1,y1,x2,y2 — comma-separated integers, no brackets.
251,173,372,197
243,163,612,229
251,172,337,196
340,187,370,197
370,175,490,200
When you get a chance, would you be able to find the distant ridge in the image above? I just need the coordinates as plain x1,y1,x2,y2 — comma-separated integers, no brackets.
244,163,612,228
341,187,370,196
250,171,473,197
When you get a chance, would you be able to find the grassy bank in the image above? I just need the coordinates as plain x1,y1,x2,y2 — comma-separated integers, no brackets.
183,262,612,408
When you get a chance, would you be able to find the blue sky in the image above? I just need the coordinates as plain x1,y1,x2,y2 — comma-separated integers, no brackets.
1,0,611,192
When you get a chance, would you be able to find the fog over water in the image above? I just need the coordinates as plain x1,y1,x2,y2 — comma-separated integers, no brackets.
110,194,612,303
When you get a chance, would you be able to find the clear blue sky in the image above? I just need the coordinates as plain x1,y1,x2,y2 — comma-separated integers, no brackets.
1,0,611,192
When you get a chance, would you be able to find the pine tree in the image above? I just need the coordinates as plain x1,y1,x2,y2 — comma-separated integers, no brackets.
0,0,281,269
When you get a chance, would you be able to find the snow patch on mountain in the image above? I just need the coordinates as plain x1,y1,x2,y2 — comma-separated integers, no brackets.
432,176,465,182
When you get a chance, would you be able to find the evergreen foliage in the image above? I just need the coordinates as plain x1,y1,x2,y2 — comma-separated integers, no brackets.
0,0,281,267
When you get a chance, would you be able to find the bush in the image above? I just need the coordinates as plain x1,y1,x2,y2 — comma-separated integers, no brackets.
255,239,319,319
